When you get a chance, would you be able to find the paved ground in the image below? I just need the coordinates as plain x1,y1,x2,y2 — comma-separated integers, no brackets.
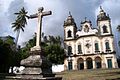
56,68,120,80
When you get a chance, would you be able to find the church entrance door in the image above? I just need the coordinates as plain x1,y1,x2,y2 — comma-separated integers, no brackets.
107,59,112,68
77,58,84,70
95,57,102,69
86,58,93,69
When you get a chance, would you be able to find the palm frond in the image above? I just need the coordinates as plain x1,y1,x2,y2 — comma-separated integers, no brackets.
12,7,28,32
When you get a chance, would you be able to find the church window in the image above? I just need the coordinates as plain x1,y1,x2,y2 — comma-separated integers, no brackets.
95,43,99,51
103,25,108,33
105,42,110,50
68,46,72,56
67,30,72,37
78,45,82,54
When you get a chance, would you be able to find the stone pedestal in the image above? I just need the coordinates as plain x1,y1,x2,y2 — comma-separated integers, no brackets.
20,50,52,76
4,49,62,80
18,49,61,80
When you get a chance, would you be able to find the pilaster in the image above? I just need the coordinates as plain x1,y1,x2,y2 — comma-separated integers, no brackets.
93,60,96,69
84,60,87,69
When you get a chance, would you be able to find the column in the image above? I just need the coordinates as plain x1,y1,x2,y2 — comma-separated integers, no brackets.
64,64,67,71
84,60,87,69
102,61,106,69
93,60,96,69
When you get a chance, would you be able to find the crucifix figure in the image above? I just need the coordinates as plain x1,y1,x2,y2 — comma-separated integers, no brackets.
29,7,52,51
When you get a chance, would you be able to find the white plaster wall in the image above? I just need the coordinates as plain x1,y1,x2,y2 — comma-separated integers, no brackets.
52,64,64,72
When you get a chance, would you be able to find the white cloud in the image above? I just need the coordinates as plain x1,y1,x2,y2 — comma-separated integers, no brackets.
18,0,67,45
1,0,120,55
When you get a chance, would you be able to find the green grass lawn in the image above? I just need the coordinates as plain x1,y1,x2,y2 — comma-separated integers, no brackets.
56,68,120,80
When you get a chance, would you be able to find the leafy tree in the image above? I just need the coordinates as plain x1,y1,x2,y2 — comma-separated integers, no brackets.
0,36,17,73
117,25,120,32
20,35,36,59
12,7,28,46
44,44,64,64
43,35,64,64
21,35,64,64
117,56,120,68
0,36,23,73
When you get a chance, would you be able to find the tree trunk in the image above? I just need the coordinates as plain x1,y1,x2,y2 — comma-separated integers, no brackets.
15,29,20,47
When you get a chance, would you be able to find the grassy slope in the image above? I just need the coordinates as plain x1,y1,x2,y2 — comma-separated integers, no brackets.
56,68,120,80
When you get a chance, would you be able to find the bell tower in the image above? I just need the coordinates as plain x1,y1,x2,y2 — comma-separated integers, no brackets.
63,12,77,40
97,6,112,36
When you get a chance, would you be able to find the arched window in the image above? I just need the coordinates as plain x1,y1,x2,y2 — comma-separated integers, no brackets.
68,46,72,56
103,25,108,33
105,42,110,50
67,30,72,37
95,43,99,51
78,45,82,54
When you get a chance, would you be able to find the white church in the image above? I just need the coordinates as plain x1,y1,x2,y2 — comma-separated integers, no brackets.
64,7,118,70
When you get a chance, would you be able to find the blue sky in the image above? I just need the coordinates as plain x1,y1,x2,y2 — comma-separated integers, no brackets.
0,0,120,55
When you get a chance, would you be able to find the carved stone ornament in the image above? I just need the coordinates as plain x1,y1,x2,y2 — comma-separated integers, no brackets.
85,43,91,48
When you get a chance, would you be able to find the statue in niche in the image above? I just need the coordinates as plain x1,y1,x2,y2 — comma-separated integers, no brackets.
84,25,89,32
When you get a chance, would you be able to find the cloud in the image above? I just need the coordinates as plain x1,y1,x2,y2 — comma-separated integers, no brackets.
7,0,27,23
1,0,105,45
1,0,120,55
18,0,67,45
6,0,28,44
22,0,104,39
0,0,26,37
61,0,104,27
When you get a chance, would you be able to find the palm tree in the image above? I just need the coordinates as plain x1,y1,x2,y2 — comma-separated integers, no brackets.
12,7,28,47
117,25,120,32
117,25,120,47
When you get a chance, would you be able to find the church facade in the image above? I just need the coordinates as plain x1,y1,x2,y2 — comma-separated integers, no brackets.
63,7,118,70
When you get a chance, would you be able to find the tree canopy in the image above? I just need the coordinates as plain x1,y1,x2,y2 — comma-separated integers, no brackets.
0,36,21,73
21,34,64,64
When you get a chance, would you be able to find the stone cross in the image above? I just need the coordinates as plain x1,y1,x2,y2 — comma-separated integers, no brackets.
29,7,52,51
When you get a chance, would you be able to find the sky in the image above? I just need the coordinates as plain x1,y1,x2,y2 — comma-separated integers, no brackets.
0,0,120,55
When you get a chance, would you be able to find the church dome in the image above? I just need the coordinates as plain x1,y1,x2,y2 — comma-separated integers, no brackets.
64,12,76,27
97,6,110,21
